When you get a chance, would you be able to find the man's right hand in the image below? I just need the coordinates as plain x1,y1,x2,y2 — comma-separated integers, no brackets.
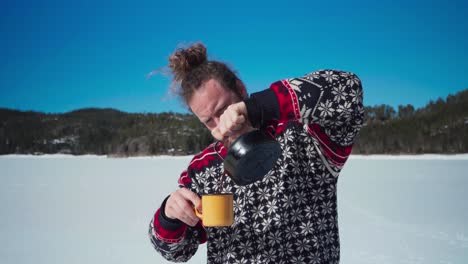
211,101,254,147
165,188,201,227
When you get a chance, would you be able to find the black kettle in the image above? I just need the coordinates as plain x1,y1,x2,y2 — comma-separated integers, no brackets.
220,130,282,186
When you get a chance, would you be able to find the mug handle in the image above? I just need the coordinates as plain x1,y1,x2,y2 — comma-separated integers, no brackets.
194,207,203,219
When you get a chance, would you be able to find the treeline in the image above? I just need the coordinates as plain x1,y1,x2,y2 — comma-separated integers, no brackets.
353,89,468,154
1,89,467,156
0,108,213,156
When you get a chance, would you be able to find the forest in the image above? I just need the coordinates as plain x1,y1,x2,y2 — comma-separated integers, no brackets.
1,89,467,156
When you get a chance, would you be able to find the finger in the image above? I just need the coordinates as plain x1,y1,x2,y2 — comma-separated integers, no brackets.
228,125,256,144
179,188,201,208
225,114,246,134
232,102,252,126
179,189,202,222
213,124,231,140
224,107,243,126
165,203,197,227
223,117,234,133
233,114,246,125
218,121,229,137
173,209,197,227
230,122,244,132
172,197,199,226
176,202,199,226
223,112,245,132
219,113,242,136
230,102,248,116
168,189,201,225
211,127,223,141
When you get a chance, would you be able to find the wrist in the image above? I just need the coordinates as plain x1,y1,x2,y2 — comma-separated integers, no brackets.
244,89,279,128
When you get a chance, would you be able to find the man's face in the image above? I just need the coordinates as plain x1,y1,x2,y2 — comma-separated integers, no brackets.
189,79,242,132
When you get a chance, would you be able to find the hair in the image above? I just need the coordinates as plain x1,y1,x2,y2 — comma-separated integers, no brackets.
167,42,243,106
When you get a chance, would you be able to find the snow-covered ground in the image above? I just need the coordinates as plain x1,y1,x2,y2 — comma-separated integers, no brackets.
1,155,467,264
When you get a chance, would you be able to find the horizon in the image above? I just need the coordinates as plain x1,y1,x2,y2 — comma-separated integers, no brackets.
2,153,468,158
1,86,466,115
1,0,468,114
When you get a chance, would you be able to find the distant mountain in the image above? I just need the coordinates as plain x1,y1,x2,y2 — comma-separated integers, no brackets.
1,89,467,156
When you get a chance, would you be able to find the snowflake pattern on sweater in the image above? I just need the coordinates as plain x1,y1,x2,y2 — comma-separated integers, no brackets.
149,70,364,263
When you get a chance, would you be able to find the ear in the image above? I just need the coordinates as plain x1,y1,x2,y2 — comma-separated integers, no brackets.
236,79,248,99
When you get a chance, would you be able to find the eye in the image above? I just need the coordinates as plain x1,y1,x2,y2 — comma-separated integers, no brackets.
216,105,228,117
205,119,214,127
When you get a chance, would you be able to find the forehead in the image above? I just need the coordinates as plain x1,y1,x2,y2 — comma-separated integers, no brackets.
189,79,233,119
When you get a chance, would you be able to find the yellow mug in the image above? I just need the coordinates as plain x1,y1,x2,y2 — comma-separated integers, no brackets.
195,193,234,227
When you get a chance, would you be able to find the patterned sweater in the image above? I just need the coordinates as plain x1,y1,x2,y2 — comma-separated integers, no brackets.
149,69,364,263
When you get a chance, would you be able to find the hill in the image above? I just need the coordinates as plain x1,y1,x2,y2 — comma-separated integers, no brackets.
1,89,467,155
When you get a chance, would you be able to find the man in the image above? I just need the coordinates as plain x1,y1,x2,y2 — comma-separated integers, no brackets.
149,42,364,263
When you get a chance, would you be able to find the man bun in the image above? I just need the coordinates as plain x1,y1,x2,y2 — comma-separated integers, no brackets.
168,42,208,83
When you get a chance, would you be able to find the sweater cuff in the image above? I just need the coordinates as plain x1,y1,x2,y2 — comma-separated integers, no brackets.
151,196,187,244
158,195,184,231
244,89,280,128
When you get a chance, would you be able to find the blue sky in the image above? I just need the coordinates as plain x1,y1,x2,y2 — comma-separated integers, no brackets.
1,0,467,114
